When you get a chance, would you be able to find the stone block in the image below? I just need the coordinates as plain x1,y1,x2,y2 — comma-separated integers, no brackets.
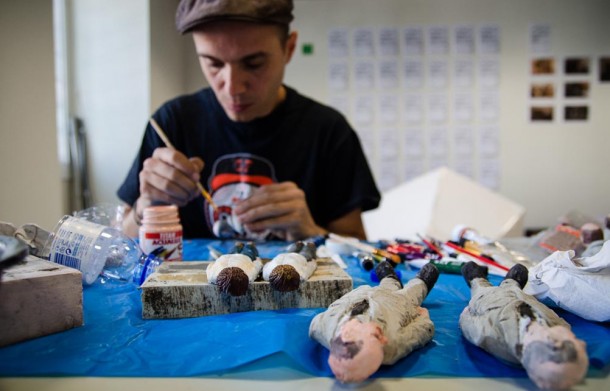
0,255,83,347
141,259,352,319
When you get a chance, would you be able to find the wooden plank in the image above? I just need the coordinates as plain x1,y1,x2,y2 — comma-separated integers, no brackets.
0,255,83,347
141,258,352,319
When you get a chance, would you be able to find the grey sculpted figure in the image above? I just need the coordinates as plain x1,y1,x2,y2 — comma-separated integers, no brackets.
309,261,439,383
459,261,589,390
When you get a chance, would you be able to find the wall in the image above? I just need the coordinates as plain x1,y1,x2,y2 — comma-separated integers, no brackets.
0,0,64,230
69,0,150,207
70,0,205,213
283,0,610,229
2,0,608,232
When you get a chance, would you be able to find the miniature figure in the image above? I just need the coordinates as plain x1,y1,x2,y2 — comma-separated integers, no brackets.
309,261,439,383
262,241,317,292
206,242,262,296
460,261,589,390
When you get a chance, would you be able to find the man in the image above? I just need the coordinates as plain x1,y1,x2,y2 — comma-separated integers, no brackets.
118,0,380,241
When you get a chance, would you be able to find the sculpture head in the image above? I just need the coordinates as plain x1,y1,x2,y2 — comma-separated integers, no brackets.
521,322,589,390
328,319,388,383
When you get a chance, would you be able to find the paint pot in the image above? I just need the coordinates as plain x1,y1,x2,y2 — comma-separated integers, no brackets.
139,205,183,262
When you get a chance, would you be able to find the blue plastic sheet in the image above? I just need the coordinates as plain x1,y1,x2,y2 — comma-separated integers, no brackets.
0,239,608,378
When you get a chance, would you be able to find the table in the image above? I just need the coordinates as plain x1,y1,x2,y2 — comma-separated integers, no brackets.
0,239,608,390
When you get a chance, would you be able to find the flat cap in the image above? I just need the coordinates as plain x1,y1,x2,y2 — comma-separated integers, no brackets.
176,0,294,34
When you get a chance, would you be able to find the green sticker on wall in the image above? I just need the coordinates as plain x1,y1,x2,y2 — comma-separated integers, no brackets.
302,43,314,55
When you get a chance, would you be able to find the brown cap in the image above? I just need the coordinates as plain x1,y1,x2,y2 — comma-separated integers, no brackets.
176,0,294,34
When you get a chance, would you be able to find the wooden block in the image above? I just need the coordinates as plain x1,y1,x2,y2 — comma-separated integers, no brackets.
0,255,83,347
141,258,353,319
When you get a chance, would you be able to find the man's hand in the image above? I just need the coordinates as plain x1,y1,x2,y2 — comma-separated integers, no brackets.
232,181,326,241
137,147,204,210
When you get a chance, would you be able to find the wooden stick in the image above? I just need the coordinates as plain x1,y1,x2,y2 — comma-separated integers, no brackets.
149,118,218,211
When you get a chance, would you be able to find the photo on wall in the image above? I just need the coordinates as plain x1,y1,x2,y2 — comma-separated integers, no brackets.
530,82,555,98
530,106,554,121
564,105,588,121
600,57,610,82
564,81,590,98
531,58,555,75
564,57,590,74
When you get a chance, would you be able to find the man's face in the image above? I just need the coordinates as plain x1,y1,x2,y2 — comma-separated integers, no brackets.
192,21,297,122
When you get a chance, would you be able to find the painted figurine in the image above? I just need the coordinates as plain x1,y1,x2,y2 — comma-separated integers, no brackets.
262,241,318,292
309,261,439,383
460,261,589,390
206,241,262,296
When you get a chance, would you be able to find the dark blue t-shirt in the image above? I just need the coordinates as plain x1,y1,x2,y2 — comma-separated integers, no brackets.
117,86,380,238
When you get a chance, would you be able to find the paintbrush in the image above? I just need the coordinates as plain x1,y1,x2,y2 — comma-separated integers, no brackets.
149,118,218,211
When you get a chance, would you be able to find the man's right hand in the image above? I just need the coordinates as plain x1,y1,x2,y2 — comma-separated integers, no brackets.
122,147,203,237
137,147,204,209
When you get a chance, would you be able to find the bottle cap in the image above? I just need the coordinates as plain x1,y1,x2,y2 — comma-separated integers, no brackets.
142,205,180,224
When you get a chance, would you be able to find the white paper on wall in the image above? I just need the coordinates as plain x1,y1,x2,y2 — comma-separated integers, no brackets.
480,157,501,189
353,94,375,124
354,60,375,90
404,128,424,157
454,93,475,122
479,24,500,54
379,127,401,158
379,94,400,123
328,28,350,57
454,24,476,55
328,61,349,91
428,25,450,55
454,126,475,156
428,94,448,123
379,59,400,89
353,28,375,57
529,23,551,54
404,93,424,123
402,26,424,56
404,158,425,181
454,59,475,88
428,59,449,88
479,58,500,87
480,91,500,121
428,127,448,156
403,60,425,89
479,125,500,157
379,27,400,56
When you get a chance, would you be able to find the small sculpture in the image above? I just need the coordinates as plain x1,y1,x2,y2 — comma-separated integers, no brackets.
309,261,439,383
460,261,589,390
206,242,262,296
262,241,318,292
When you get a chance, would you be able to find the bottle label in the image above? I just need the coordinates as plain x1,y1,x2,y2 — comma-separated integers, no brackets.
48,217,105,277
140,231,183,262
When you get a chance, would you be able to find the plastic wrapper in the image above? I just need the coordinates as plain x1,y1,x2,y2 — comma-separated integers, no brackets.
525,241,610,322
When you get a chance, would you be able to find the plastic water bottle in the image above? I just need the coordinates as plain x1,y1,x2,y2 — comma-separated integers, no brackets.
43,215,161,285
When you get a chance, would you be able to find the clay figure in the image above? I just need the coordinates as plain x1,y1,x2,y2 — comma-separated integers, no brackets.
206,242,262,296
309,261,439,383
263,241,318,292
460,261,589,390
